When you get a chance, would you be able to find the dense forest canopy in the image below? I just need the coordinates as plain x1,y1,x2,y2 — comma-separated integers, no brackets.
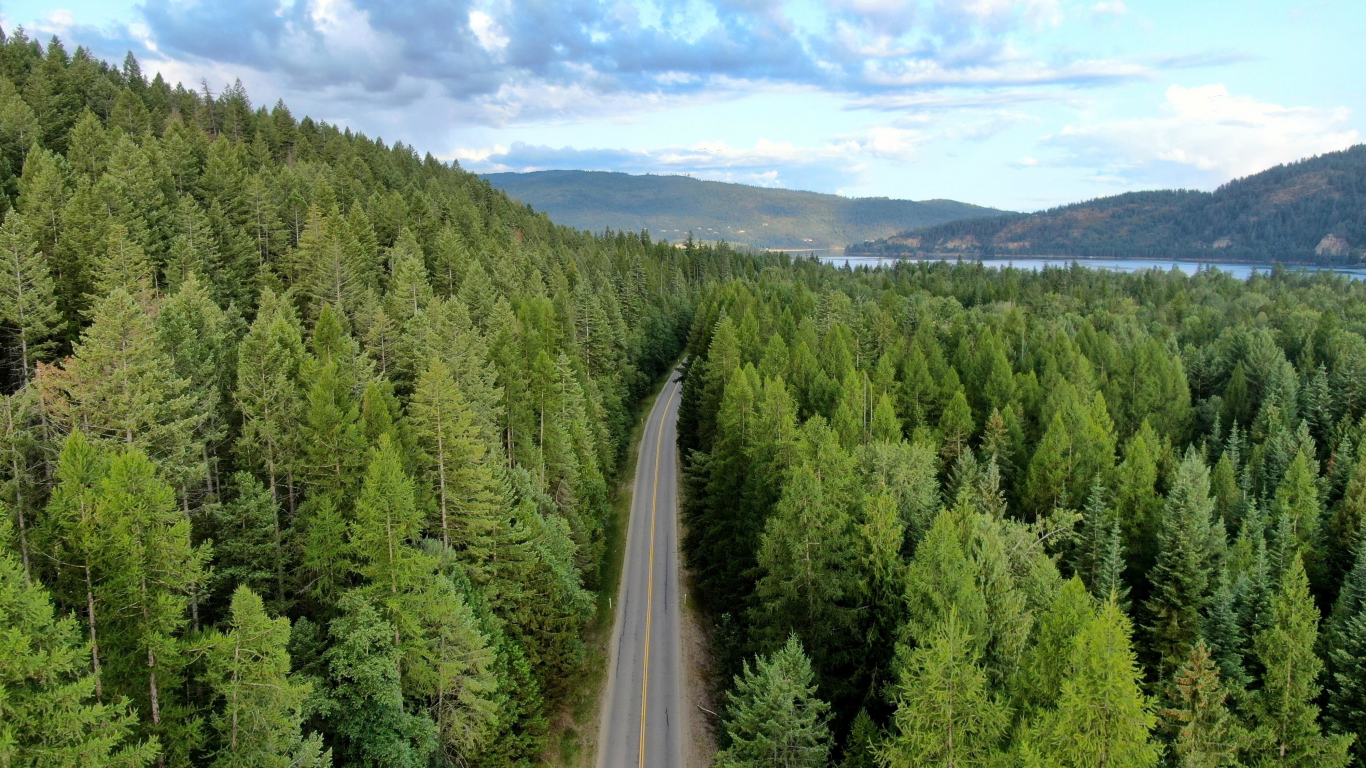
0,28,786,766
681,258,1366,766
850,144,1366,265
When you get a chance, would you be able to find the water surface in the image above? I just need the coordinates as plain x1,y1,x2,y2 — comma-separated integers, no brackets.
812,254,1366,280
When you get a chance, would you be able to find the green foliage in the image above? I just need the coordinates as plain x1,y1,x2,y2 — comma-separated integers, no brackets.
1246,556,1354,767
714,635,832,768
0,520,158,767
851,144,1366,265
204,586,328,767
881,609,1009,767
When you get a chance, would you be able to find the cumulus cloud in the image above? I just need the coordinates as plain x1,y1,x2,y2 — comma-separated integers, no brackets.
1048,84,1361,187
53,0,1231,128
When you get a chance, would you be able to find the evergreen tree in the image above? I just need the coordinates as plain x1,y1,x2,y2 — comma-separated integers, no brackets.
0,210,60,383
204,586,328,767
1161,640,1244,768
714,635,831,768
1146,450,1217,676
0,520,158,768
318,593,437,768
1246,555,1353,767
1030,600,1160,768
1325,540,1366,765
881,609,1008,767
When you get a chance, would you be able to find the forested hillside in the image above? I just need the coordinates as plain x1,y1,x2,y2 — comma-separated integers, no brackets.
0,29,777,766
680,259,1366,766
482,170,1001,251
851,144,1366,265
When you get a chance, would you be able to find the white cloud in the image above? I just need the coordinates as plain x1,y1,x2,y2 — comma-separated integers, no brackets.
468,10,508,52
1050,84,1360,186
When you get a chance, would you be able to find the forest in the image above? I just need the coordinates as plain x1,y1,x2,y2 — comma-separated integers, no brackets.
849,144,1366,265
681,258,1366,766
481,170,1000,252
0,29,782,767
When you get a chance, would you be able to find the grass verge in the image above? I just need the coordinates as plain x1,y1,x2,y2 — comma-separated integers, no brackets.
542,364,678,767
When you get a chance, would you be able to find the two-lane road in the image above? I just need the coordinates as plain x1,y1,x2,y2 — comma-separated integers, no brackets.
598,371,685,768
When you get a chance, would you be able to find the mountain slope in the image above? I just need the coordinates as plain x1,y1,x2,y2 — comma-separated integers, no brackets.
851,145,1366,264
481,170,1002,250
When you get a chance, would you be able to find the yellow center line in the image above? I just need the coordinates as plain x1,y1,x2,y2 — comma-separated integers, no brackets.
640,379,679,768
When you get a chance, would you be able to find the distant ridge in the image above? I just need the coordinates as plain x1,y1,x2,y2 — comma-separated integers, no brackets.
481,170,1003,251
851,145,1366,265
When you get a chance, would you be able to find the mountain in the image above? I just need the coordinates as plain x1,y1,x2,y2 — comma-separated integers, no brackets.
850,144,1366,265
480,170,1003,251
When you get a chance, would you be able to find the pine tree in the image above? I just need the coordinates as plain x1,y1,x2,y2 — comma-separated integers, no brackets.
349,435,436,670
1161,640,1243,768
1325,540,1366,765
938,388,974,465
0,210,60,383
0,520,158,767
1271,449,1323,584
1030,599,1160,768
96,447,209,762
38,288,203,479
319,593,437,768
881,609,1008,767
714,635,831,768
204,586,328,767
841,710,881,768
1247,555,1353,767
409,359,504,571
1146,449,1217,676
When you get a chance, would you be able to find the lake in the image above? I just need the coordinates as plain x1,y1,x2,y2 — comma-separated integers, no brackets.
814,255,1366,280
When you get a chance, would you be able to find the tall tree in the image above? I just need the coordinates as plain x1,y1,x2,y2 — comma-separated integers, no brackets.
714,636,831,768
1146,450,1217,676
881,609,1009,768
1028,600,1160,768
204,586,329,768
0,210,60,383
1246,555,1353,767
0,520,158,768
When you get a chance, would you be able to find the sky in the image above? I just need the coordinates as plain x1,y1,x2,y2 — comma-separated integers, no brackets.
1,0,1362,212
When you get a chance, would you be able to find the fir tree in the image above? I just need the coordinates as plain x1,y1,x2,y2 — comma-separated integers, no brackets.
0,210,60,383
1146,449,1217,676
714,635,831,768
204,586,329,767
1161,640,1244,768
0,520,159,768
1246,555,1353,767
1030,600,1160,768
881,609,1009,767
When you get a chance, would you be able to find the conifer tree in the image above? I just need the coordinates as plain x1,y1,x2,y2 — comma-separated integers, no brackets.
939,388,974,465
349,435,435,668
409,359,503,570
1146,449,1217,676
1030,600,1160,768
204,586,328,768
882,610,1008,768
0,210,60,383
1247,555,1353,767
95,447,209,761
0,521,158,767
319,593,437,768
38,288,203,477
1161,640,1244,768
1325,540,1366,765
714,636,831,768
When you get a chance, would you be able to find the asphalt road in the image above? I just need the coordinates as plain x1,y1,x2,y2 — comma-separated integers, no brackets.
598,371,685,768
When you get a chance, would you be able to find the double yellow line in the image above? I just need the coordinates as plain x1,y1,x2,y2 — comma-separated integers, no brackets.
639,380,679,768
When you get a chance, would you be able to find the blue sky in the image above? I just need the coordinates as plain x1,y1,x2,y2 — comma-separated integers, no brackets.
2,0,1362,211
